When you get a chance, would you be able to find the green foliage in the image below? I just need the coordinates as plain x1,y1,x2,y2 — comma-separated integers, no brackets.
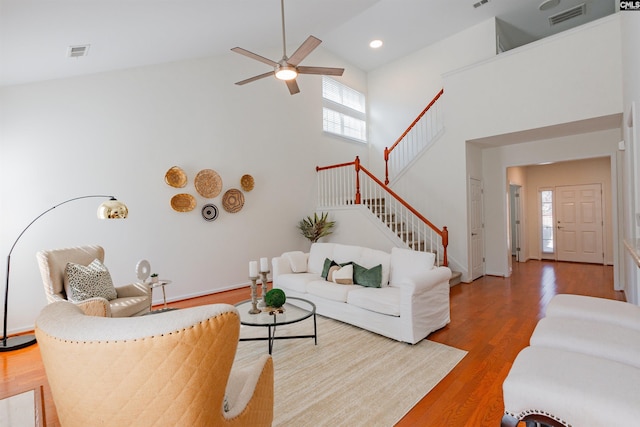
265,289,286,308
297,212,335,243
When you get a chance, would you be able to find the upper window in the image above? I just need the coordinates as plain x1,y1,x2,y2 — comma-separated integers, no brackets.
322,77,367,143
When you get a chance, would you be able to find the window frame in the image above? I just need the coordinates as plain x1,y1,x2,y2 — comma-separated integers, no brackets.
540,188,555,255
322,77,367,143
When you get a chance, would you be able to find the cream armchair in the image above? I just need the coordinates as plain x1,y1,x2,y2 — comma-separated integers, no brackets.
35,301,274,427
37,245,151,317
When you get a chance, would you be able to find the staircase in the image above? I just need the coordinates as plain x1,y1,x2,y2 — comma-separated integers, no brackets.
315,89,463,285
363,197,461,286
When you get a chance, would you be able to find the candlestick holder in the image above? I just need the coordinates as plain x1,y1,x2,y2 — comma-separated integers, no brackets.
258,270,270,308
248,276,261,314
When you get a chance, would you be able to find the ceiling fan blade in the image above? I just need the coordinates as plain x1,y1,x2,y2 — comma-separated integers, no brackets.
286,79,300,95
287,36,322,66
231,47,278,67
297,66,344,76
235,71,275,86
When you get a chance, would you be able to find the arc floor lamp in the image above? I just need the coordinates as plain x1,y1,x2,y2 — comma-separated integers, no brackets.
1,195,128,352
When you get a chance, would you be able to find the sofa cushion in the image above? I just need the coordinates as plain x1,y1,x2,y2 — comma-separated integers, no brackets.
353,263,382,288
347,287,401,317
309,243,336,274
306,280,360,302
390,247,435,286
276,273,319,293
284,251,308,273
358,248,391,287
64,259,117,302
332,264,354,285
332,244,364,265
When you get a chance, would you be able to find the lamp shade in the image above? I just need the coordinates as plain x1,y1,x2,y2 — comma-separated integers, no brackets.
97,199,128,219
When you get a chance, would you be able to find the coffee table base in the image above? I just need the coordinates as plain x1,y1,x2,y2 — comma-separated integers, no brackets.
239,313,317,355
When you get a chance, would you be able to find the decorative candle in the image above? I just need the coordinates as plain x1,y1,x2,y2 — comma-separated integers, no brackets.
249,261,258,278
260,257,269,272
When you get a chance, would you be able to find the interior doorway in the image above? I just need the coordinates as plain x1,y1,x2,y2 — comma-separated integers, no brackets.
509,184,523,262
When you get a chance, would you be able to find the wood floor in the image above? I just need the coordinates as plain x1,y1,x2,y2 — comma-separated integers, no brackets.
0,259,625,427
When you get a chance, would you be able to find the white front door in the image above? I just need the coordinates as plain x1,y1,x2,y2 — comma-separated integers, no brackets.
556,184,604,264
470,178,485,280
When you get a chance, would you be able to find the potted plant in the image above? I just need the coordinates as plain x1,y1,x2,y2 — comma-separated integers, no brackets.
297,212,335,243
150,273,159,283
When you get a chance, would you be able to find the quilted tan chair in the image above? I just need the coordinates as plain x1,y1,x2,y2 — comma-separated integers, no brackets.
35,301,274,427
37,245,151,317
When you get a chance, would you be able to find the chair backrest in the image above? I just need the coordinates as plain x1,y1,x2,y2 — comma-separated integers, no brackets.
35,301,252,426
36,245,105,302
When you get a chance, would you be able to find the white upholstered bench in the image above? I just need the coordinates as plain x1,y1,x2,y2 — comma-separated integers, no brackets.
502,346,640,427
502,294,640,427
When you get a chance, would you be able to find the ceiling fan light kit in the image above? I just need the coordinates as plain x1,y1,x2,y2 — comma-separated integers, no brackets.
231,0,343,94
275,64,297,81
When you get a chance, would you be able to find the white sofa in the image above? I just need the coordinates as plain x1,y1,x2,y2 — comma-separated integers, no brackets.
271,242,452,344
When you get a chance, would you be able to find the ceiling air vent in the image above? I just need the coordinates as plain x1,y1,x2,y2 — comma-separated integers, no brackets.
67,44,90,58
549,3,586,26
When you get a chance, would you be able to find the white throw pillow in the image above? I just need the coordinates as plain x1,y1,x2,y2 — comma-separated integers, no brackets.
332,264,354,285
64,258,117,302
390,248,436,285
285,251,308,273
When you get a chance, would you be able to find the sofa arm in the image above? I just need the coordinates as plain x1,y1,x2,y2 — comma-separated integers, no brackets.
393,266,451,343
271,256,294,279
116,282,151,298
392,266,452,295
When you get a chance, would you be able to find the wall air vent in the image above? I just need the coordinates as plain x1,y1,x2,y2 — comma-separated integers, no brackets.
473,0,489,8
549,3,586,26
67,44,90,58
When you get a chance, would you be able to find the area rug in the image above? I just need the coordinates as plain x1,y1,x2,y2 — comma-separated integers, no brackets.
235,315,467,426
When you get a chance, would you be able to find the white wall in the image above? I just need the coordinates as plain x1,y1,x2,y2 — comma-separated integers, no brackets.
620,12,640,304
0,47,368,333
447,15,622,280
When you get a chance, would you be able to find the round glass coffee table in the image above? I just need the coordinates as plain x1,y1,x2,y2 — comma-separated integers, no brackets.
235,296,317,354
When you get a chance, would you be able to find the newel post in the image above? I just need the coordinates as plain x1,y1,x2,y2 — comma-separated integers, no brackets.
384,147,390,185
442,226,448,267
354,156,361,205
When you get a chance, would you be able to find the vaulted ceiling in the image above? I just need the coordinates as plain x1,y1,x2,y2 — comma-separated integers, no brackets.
0,0,615,87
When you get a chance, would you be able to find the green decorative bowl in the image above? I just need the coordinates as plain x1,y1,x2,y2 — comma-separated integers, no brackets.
264,289,286,308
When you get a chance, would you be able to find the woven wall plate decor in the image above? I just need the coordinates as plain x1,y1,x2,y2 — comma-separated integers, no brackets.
201,204,219,221
222,189,245,213
170,193,196,212
240,174,255,192
164,166,187,188
194,169,222,198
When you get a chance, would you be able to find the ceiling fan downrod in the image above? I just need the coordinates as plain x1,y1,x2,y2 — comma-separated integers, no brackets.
280,0,288,60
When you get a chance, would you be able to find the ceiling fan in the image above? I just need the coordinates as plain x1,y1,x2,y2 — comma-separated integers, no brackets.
231,0,344,95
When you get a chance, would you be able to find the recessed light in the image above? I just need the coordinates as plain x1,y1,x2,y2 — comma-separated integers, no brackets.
369,40,383,49
539,0,560,11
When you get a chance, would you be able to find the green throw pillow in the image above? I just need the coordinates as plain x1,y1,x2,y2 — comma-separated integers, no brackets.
353,263,382,288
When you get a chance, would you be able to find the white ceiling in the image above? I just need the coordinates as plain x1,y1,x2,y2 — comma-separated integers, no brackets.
0,0,615,87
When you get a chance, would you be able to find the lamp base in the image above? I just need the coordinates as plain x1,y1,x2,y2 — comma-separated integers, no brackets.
0,334,37,352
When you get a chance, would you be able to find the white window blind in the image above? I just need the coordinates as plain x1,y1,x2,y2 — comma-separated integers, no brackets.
322,77,367,142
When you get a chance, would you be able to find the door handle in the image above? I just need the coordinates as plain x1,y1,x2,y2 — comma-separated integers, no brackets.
471,233,477,236
557,226,563,229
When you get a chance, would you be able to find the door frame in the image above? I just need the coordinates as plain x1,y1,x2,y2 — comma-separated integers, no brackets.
469,177,485,281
